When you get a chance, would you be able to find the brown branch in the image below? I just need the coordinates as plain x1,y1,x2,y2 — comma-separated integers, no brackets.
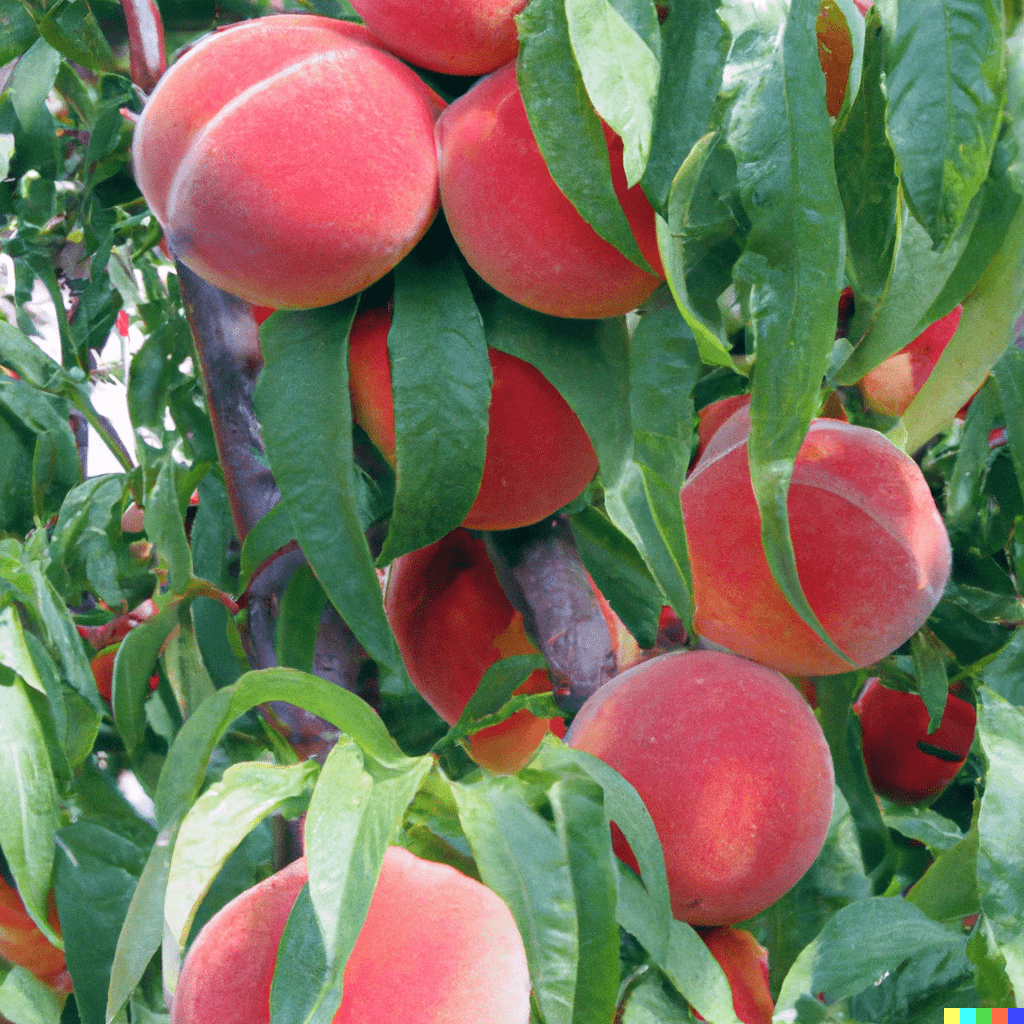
483,516,616,715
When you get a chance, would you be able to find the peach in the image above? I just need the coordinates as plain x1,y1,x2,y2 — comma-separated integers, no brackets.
854,678,976,804
170,847,531,1024
348,302,598,532
697,927,774,1024
0,878,70,993
565,650,835,925
384,529,558,773
347,0,528,75
816,0,856,117
858,305,964,417
435,61,664,319
680,406,952,676
131,15,444,309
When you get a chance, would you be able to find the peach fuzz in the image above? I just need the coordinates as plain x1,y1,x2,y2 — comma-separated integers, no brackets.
680,406,952,676
348,0,528,75
858,305,964,417
565,650,835,925
385,529,560,773
347,301,598,532
0,879,70,993
131,15,444,309
697,927,774,1024
435,61,664,319
170,847,531,1024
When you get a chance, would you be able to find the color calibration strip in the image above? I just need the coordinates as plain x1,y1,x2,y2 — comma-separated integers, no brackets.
944,1011,1024,1023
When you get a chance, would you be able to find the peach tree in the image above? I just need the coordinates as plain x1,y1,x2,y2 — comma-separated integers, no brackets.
0,0,1023,1021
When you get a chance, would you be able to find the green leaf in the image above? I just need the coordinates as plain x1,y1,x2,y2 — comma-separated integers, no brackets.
565,0,660,187
657,134,745,370
809,896,971,1002
641,0,729,216
906,809,980,923
0,38,60,177
288,745,433,1023
145,457,192,596
254,303,409,690
910,630,951,732
569,506,663,650
163,761,318,996
0,968,61,1024
992,343,1024,492
24,0,119,73
378,235,490,564
816,672,896,891
837,199,980,385
976,686,1024,996
982,626,1024,704
108,668,410,1022
834,7,899,307
53,822,152,1024
883,0,1005,250
0,603,46,692
724,0,848,663
451,772,582,1024
0,1,38,65
902,192,1024,451
0,672,61,946
516,0,653,271
548,771,621,1024
238,503,295,593
275,563,327,674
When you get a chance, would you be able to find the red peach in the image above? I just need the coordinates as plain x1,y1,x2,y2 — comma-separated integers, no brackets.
347,302,598,532
131,15,444,309
697,927,774,1024
858,306,964,417
170,847,531,1024
816,0,856,118
435,61,664,319
348,0,528,75
385,529,559,773
854,678,976,804
566,650,835,925
0,878,70,993
680,406,952,676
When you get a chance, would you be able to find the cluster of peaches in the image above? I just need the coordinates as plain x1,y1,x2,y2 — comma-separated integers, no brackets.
107,3,977,1023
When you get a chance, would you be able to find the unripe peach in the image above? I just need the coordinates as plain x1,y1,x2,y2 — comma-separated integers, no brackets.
132,15,444,309
858,306,964,417
854,678,976,804
348,0,528,75
347,302,598,532
170,847,531,1024
566,650,834,925
680,407,952,676
384,529,558,773
436,61,664,319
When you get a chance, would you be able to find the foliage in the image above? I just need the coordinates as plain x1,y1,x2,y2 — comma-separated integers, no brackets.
1,0,1023,1021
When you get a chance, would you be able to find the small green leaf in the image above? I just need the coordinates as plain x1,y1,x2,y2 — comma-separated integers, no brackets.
516,0,654,271
565,0,660,187
976,686,1024,996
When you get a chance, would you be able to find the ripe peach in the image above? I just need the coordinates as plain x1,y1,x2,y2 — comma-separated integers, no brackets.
435,61,664,319
131,15,444,309
170,847,531,1024
347,302,598,532
0,878,70,993
697,927,774,1024
680,406,952,676
816,0,856,117
566,650,835,925
858,306,964,417
347,0,528,75
384,529,558,773
854,678,976,804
